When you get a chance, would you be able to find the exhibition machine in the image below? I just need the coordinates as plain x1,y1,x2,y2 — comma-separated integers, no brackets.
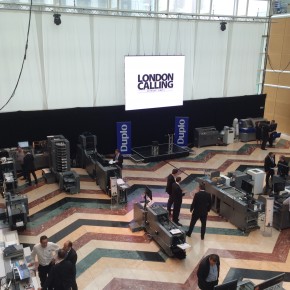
130,186,189,259
0,157,28,231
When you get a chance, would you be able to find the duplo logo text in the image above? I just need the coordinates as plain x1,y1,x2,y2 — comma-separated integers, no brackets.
177,119,186,145
120,124,129,151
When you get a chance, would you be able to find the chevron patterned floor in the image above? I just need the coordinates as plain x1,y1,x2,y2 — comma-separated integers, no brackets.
3,135,290,290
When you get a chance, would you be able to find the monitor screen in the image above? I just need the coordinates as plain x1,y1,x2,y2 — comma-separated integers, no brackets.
145,186,153,200
254,273,285,290
210,171,220,179
273,182,285,193
125,56,185,110
214,279,238,290
18,141,29,148
241,179,253,194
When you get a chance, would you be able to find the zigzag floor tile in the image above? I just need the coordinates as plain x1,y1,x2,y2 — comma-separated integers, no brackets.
1,136,290,289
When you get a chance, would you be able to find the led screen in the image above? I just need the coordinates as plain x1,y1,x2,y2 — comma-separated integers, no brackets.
125,56,185,110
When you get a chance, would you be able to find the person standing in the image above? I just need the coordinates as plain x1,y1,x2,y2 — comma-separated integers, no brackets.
277,155,289,178
63,240,78,290
42,249,75,290
113,149,123,168
255,121,262,145
186,183,212,240
16,146,26,180
172,176,184,226
29,235,59,288
197,254,220,290
260,123,269,150
23,151,38,186
268,120,277,148
264,152,276,189
166,168,178,216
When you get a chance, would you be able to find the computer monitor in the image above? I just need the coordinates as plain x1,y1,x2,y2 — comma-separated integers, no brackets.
214,279,238,290
210,171,220,179
241,179,253,195
254,273,285,290
18,141,29,148
145,186,152,200
273,182,285,193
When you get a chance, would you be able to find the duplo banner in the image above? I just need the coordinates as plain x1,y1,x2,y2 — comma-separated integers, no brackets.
174,117,189,146
116,121,131,154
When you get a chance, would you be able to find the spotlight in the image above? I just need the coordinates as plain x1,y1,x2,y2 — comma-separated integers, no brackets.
220,21,227,31
53,14,61,25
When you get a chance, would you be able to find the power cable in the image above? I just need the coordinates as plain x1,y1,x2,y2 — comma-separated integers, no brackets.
0,0,33,111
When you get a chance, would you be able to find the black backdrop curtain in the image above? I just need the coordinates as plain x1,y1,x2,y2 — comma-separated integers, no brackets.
0,94,265,157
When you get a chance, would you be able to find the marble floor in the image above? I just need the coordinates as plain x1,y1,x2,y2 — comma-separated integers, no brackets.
2,135,290,290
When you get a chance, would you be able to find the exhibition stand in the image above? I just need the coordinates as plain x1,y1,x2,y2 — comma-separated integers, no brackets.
0,228,39,289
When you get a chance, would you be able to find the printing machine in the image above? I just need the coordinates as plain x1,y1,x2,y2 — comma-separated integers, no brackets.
86,152,121,194
5,192,28,230
272,194,290,230
239,118,256,142
197,175,262,232
129,201,189,259
194,126,219,147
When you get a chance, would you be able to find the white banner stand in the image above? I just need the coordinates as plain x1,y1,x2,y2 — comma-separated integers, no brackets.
262,196,274,237
110,177,118,208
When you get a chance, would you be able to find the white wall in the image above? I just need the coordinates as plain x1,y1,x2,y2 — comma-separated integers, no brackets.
0,10,266,112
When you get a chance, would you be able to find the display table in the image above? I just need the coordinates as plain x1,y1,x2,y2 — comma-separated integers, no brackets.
0,228,39,289
196,176,262,232
117,179,130,203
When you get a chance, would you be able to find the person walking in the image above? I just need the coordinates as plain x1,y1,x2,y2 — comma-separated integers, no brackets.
23,151,38,186
264,152,276,189
186,182,212,240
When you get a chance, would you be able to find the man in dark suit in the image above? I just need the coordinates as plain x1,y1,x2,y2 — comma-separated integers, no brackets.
42,249,75,290
23,151,38,186
63,240,78,290
260,123,269,150
172,176,184,226
264,152,276,189
268,120,277,148
186,183,212,240
197,254,220,290
113,149,123,168
277,155,289,178
166,168,178,216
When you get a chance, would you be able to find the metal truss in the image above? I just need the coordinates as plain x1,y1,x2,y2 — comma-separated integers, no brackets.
0,2,270,23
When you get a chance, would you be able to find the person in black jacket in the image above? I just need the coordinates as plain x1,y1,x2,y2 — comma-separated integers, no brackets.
197,254,220,290
186,183,212,240
113,149,123,168
268,120,277,148
166,168,178,215
42,249,75,290
260,123,269,150
264,152,276,189
255,121,262,145
63,241,78,290
277,155,289,178
172,176,184,226
23,151,38,186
